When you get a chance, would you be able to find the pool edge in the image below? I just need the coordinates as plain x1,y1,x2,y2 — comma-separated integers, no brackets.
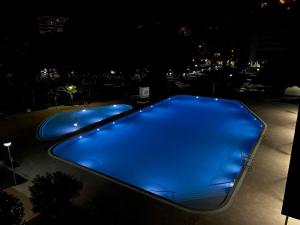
47,96,267,214
36,104,133,141
211,100,267,214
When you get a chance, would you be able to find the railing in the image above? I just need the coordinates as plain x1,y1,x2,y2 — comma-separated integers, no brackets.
147,181,235,203
148,189,176,200
241,150,255,172
146,151,253,204
178,181,235,202
211,181,235,187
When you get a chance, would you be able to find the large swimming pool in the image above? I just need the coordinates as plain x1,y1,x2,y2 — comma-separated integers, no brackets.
50,96,265,211
39,104,132,140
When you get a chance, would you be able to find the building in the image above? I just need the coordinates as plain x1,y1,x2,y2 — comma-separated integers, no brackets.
247,0,297,64
38,16,68,35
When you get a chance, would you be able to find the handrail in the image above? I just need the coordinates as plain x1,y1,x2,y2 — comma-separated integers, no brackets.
148,190,175,193
175,181,235,202
148,189,176,199
211,181,235,186
147,181,236,203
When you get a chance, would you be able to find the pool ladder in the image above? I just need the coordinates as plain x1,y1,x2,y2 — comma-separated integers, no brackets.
148,181,235,203
241,151,255,172
175,182,234,203
148,189,176,200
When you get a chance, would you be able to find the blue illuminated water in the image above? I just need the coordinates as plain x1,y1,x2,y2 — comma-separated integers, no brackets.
39,104,132,140
51,96,264,210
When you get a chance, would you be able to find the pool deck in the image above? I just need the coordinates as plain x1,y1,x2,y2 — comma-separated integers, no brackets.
1,97,300,225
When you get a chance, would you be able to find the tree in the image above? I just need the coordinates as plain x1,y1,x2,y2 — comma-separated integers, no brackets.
55,85,78,106
47,88,59,106
29,172,83,223
0,191,24,225
65,85,77,105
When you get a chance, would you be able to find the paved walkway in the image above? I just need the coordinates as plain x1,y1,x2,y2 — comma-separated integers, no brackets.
192,100,300,225
4,186,37,223
1,98,299,225
0,102,115,223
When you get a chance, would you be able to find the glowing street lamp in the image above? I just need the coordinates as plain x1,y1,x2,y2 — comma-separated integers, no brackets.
3,142,17,185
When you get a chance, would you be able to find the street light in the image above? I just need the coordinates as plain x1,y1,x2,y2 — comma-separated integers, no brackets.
3,142,17,185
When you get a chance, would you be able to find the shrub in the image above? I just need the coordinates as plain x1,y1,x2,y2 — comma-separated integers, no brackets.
29,171,83,222
0,191,24,225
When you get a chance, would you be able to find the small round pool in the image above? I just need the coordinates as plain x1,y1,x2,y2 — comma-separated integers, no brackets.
38,104,132,140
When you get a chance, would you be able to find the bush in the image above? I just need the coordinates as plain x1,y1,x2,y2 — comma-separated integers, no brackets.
29,172,83,223
0,191,24,225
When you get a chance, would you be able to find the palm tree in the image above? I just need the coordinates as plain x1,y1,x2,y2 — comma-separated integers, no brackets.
56,85,77,106
65,85,77,105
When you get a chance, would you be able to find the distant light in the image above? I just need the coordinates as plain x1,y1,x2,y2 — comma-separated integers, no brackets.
215,98,219,101
97,128,100,131
257,68,260,71
279,0,286,4
168,98,171,100
253,118,257,121
113,122,116,125
150,105,153,108
261,2,268,8
68,85,74,90
139,110,142,113
229,74,233,77
3,142,11,147
79,136,82,139
240,105,244,108
73,123,78,127
82,109,86,112
113,105,117,107
110,70,116,74
260,124,263,128
196,96,199,99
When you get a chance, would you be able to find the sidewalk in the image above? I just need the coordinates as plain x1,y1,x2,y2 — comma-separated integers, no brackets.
4,184,38,223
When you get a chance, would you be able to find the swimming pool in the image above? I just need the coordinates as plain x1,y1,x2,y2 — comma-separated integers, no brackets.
50,96,265,212
38,104,132,140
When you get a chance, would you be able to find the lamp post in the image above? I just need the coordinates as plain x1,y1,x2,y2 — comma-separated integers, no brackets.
3,142,17,185
284,216,289,225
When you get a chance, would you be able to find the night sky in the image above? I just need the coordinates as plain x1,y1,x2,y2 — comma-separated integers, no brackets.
0,0,299,111
0,2,260,70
